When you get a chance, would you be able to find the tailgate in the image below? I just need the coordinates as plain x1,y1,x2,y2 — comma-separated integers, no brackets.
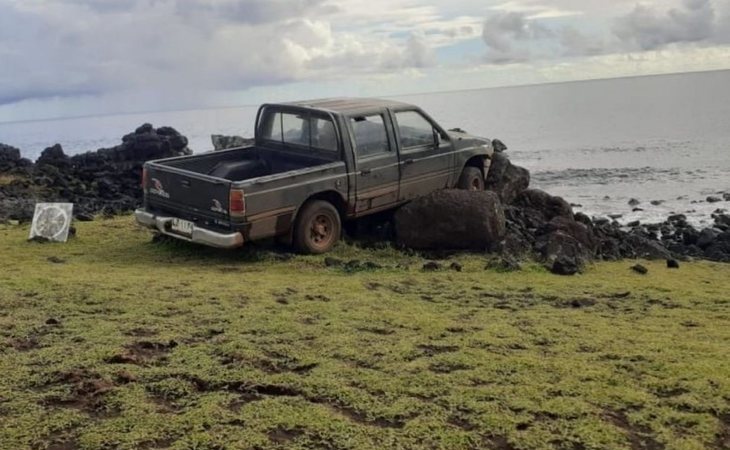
144,163,232,223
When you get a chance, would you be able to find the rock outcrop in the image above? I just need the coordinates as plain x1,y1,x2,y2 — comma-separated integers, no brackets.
392,147,730,268
0,124,190,222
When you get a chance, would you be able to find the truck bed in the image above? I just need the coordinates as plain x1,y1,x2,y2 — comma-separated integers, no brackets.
160,146,334,182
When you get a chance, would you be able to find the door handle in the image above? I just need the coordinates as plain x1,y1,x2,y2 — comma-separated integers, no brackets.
360,169,371,175
404,159,415,165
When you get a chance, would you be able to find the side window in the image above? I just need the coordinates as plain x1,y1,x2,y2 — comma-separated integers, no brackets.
395,111,435,149
282,113,310,147
261,110,282,142
351,115,389,158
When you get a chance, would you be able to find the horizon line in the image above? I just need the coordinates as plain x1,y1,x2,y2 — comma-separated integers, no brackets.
0,67,728,127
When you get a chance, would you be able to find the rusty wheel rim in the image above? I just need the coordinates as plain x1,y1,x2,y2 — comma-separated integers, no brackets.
310,213,335,250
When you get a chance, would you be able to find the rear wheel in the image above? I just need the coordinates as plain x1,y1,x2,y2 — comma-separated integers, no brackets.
457,166,485,191
293,200,342,254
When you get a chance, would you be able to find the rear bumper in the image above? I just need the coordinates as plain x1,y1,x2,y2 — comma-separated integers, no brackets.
135,209,244,249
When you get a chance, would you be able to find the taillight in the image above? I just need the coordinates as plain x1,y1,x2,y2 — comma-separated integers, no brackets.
229,189,246,218
141,166,149,190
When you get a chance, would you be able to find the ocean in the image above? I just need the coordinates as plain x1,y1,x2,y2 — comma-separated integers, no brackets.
1,70,729,226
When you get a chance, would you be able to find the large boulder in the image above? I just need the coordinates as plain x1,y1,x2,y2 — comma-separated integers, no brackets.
484,152,530,204
703,231,730,262
395,190,506,250
36,144,70,168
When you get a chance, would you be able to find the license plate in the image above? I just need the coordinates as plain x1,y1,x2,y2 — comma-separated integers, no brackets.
171,218,194,236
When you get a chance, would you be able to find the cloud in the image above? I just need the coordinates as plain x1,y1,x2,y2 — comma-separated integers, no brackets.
480,0,729,65
613,0,717,50
0,0,446,107
489,1,583,20
481,12,555,62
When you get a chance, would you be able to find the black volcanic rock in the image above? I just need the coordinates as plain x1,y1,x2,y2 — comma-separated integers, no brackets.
485,152,530,204
0,124,191,223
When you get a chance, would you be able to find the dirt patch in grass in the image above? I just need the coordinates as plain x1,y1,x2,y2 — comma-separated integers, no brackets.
268,426,304,444
105,340,178,365
604,409,664,450
42,369,117,417
716,413,730,449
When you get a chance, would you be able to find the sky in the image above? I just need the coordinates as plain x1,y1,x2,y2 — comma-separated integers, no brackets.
1,0,729,122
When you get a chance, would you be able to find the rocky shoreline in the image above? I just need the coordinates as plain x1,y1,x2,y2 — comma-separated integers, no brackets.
1,128,728,270
0,124,190,222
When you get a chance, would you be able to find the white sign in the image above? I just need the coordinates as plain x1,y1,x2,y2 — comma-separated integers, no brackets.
29,203,74,243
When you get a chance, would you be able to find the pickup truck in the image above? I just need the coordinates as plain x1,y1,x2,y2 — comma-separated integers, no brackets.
135,98,494,254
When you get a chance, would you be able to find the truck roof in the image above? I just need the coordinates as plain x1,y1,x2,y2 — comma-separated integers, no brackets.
278,97,415,115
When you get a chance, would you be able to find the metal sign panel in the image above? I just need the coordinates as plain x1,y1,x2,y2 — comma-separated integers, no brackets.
29,203,74,243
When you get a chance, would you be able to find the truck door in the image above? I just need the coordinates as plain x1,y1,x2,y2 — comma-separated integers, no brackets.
392,110,452,201
350,113,400,214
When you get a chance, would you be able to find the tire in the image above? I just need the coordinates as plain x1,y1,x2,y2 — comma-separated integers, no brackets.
457,166,485,191
293,200,342,254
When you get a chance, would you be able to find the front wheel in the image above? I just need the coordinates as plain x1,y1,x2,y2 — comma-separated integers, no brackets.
293,200,342,254
457,166,485,191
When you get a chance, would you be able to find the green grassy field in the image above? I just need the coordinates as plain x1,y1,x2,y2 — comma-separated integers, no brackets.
0,216,729,450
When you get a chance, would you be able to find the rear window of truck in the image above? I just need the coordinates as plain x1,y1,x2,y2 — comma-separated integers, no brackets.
260,110,338,154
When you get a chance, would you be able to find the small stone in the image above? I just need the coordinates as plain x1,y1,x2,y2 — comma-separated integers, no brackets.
650,200,664,206
324,257,344,267
627,220,641,227
551,256,581,276
422,261,442,271
45,318,60,325
344,260,362,272
628,198,640,206
486,256,521,272
723,193,730,201
47,256,65,264
707,196,722,203
449,262,463,272
666,259,680,269
609,214,623,220
632,207,644,212
631,264,648,275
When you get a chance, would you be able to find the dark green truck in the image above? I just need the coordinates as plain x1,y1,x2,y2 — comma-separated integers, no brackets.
135,98,494,253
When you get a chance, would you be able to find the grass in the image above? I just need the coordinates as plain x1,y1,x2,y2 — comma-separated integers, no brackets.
0,215,729,450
